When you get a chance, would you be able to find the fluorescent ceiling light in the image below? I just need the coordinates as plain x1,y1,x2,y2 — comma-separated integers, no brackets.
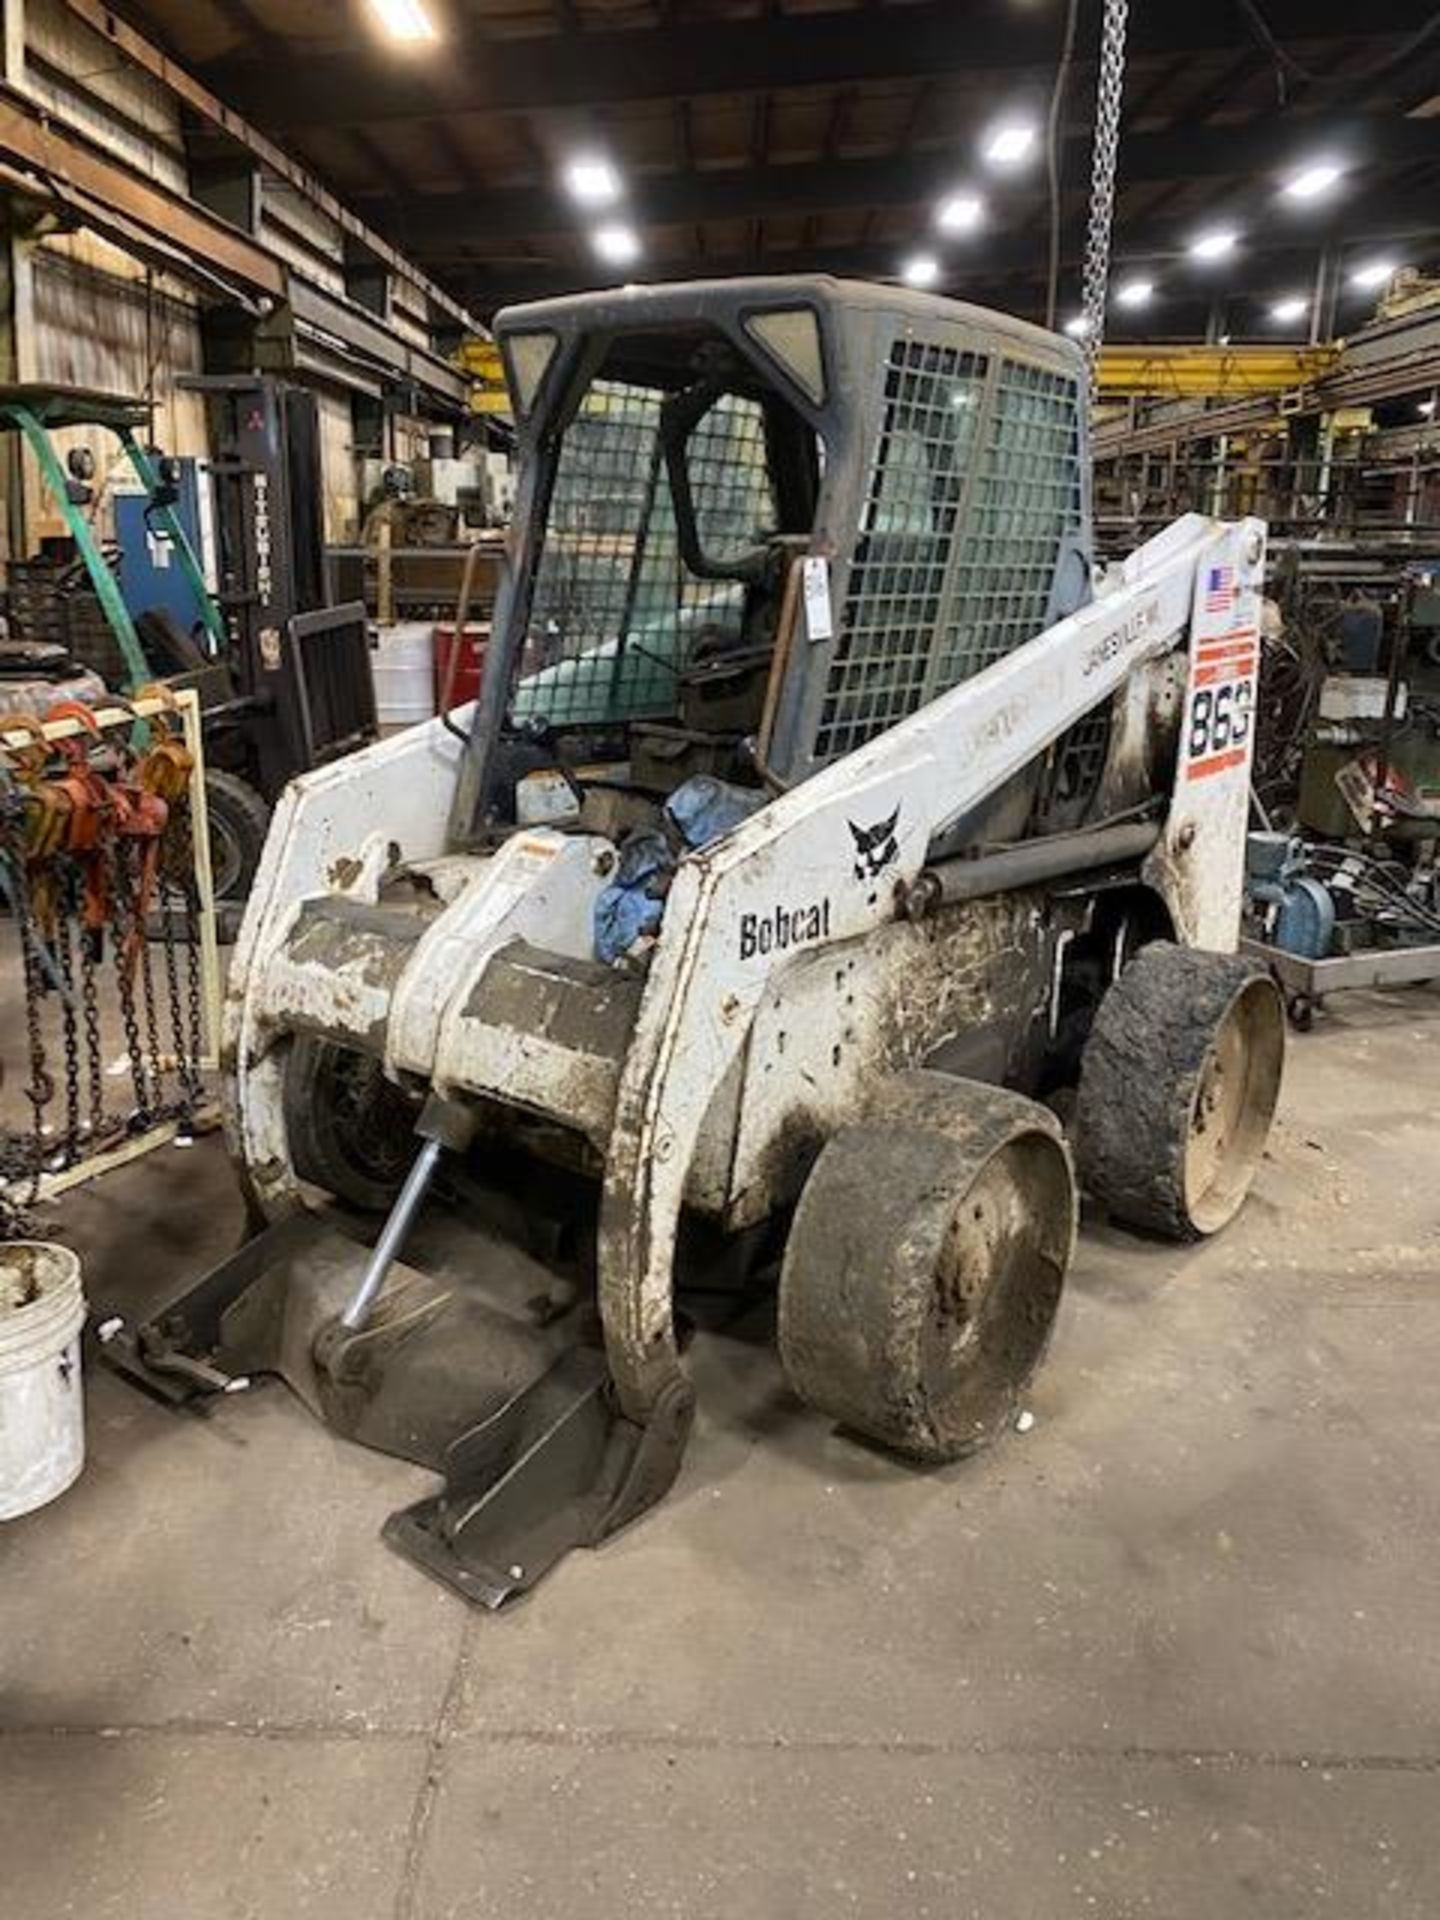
1283,161,1343,201
591,223,640,266
1115,278,1154,309
901,252,941,288
563,155,622,208
982,121,1036,166
365,0,438,42
936,193,984,234
1270,296,1308,323
1189,227,1238,262
1350,257,1396,290
1063,313,1091,337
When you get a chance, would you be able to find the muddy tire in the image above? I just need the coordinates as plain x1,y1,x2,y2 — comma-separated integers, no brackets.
284,1036,420,1212
1073,942,1284,1240
204,769,270,905
778,1071,1076,1463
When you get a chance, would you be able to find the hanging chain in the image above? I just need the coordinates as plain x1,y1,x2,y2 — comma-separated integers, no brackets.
81,909,105,1143
2,815,54,1223
0,713,210,1224
178,797,207,1118
55,880,81,1168
132,842,168,1119
109,839,154,1129
159,795,204,1122
1081,0,1129,392
158,849,189,1113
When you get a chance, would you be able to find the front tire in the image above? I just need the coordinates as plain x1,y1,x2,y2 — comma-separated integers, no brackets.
779,1071,1076,1463
1073,942,1284,1240
284,1036,420,1212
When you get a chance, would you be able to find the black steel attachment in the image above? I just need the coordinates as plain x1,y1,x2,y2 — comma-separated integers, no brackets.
385,1354,694,1609
99,1201,695,1610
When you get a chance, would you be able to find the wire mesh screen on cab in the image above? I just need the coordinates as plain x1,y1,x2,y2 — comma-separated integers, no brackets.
511,380,776,732
816,340,1083,762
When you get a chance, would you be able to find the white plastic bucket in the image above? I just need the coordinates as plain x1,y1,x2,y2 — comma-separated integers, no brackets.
370,622,437,730
0,1242,87,1521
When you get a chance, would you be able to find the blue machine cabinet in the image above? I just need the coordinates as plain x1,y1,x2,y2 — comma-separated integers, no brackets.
115,457,219,648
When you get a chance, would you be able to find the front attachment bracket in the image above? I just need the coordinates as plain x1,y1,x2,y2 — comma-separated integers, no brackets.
383,1351,695,1608
101,1207,697,1610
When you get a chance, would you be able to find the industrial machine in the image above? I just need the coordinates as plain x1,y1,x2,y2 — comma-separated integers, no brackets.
1245,556,1440,1020
107,279,1285,1606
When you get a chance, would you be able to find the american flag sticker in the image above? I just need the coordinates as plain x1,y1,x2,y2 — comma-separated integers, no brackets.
1203,564,1236,616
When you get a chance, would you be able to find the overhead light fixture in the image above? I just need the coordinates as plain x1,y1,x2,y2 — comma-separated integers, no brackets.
1115,278,1154,309
563,155,622,208
1350,257,1396,290
901,252,941,288
982,120,1036,167
1283,161,1343,202
1063,313,1091,338
1189,227,1238,263
591,223,640,266
364,0,438,42
936,193,984,234
1270,296,1308,323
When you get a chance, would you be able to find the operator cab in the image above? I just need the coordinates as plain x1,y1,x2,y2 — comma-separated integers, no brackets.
456,277,1095,850
503,318,818,827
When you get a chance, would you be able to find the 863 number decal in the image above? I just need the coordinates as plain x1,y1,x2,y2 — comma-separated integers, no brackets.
1188,676,1254,760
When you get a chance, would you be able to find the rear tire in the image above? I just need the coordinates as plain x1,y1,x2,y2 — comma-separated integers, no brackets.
778,1071,1076,1463
203,769,270,905
1073,942,1284,1240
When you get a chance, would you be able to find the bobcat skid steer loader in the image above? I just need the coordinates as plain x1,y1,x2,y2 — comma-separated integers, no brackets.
106,278,1284,1607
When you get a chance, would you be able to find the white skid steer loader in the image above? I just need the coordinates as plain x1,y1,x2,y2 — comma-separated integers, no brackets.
107,279,1284,1607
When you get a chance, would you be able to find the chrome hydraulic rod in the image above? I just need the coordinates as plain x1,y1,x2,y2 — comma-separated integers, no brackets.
339,1136,444,1332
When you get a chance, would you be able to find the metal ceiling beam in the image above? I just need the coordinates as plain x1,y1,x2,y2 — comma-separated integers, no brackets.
0,82,284,297
57,0,481,330
427,186,1440,315
356,114,1440,252
194,0,1427,130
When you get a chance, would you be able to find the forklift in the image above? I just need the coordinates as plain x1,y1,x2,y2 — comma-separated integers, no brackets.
0,379,375,902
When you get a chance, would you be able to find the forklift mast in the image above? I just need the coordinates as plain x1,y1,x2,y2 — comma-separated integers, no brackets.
195,376,374,795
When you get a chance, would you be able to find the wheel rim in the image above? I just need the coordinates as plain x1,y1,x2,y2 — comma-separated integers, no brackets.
1182,976,1285,1233
317,1046,417,1194
920,1133,1072,1451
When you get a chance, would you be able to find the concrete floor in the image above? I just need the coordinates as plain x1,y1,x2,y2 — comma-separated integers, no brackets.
2,990,1440,1918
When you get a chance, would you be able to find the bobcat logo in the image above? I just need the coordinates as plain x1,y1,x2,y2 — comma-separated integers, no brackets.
848,804,901,883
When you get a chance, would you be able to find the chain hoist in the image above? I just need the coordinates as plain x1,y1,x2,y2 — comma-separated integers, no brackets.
2,699,209,1227
1080,0,1129,393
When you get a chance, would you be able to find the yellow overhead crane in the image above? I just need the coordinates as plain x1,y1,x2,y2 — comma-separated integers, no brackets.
456,335,1340,412
456,337,510,413
1093,342,1339,398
